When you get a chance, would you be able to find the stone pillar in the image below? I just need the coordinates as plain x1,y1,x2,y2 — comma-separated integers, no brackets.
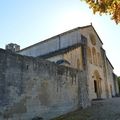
78,71,91,108
101,48,109,98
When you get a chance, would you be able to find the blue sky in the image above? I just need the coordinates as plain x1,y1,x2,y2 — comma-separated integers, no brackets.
0,0,120,75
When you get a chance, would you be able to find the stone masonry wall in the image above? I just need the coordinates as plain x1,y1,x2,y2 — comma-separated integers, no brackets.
0,49,89,120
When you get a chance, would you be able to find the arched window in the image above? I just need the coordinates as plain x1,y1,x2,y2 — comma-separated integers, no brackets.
87,47,92,64
92,47,97,65
97,52,100,66
56,59,70,66
77,58,80,69
97,52,102,67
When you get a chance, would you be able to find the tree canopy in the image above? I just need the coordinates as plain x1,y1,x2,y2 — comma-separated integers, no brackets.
82,0,120,24
118,77,120,92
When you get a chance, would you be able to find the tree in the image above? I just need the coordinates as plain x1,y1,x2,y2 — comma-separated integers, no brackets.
82,0,120,24
118,76,120,93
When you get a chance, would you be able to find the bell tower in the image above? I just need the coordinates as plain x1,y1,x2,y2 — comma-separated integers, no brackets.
5,43,20,52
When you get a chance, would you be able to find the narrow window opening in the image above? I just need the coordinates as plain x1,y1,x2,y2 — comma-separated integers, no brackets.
94,80,97,93
26,65,29,70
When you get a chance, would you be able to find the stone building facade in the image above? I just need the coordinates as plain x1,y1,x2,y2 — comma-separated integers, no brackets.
18,25,119,100
0,24,119,120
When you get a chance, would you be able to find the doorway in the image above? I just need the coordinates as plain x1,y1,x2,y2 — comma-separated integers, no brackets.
93,70,102,99
94,79,101,98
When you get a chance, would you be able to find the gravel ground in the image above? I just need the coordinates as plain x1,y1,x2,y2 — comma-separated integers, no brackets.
52,97,120,120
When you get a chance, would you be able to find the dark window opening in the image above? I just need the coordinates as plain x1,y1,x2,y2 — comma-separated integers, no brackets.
26,65,29,70
94,80,97,93
56,59,70,65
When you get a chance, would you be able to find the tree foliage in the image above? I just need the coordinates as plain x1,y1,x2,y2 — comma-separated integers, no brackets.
82,0,120,24
118,77,120,92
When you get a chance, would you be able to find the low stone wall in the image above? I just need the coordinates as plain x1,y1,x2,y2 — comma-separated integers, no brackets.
0,49,89,120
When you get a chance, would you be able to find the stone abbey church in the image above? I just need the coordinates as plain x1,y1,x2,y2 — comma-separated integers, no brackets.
0,25,119,120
